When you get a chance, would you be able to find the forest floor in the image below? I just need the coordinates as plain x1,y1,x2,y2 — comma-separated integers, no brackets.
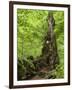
31,66,49,80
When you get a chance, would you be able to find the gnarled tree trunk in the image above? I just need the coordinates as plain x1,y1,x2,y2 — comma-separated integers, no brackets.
41,11,59,70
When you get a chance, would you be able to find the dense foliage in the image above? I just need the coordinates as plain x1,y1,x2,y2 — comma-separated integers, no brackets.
17,9,64,80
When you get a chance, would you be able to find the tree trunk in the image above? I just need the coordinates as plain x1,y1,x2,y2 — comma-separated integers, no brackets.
41,11,59,70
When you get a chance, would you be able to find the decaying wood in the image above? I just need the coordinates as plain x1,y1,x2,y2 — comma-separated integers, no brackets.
34,11,59,71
